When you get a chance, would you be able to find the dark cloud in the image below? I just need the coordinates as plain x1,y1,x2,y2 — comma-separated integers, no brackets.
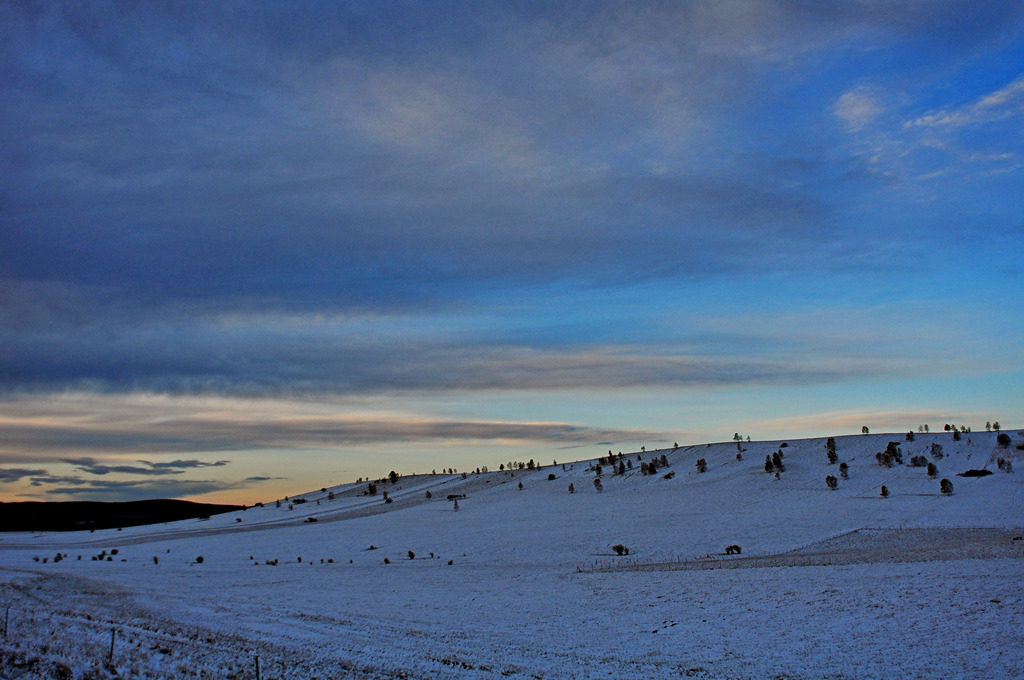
60,457,230,476
0,321,891,397
36,478,244,502
0,467,47,482
7,1,1017,323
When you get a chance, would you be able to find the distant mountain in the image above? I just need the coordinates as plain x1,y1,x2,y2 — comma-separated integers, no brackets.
0,499,244,532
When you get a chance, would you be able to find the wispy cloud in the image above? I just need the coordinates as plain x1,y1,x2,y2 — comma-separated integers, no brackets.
906,76,1024,129
836,73,1024,181
0,392,665,457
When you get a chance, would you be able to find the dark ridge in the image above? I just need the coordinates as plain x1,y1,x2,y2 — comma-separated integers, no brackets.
0,499,243,532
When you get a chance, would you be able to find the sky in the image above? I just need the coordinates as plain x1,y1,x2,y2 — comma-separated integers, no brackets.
2,1,1022,504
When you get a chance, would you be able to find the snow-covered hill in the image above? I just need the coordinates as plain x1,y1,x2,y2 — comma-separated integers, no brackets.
1,431,1022,679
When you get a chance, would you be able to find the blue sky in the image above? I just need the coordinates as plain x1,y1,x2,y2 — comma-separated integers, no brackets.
2,1,1022,503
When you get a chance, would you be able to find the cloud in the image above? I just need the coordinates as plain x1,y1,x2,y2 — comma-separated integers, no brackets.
0,392,666,456
0,313,895,398
906,75,1024,129
834,89,883,130
0,468,47,482
61,457,230,477
36,478,245,502
836,72,1024,183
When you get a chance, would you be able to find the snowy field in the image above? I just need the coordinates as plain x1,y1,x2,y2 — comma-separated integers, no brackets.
1,431,1022,679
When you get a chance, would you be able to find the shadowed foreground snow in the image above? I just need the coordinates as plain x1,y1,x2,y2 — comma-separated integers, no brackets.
1,431,1022,679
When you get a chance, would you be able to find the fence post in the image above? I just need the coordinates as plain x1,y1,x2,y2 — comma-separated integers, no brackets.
4,606,8,638
109,628,116,663
255,654,261,680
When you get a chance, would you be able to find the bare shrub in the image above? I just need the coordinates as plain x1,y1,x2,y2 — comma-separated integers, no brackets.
772,451,784,471
839,462,849,480
825,475,838,490
696,458,707,473
940,478,954,495
927,462,938,478
880,485,889,498
612,544,629,556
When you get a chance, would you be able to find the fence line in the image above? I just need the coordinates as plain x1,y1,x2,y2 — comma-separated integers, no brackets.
576,550,751,574
0,603,278,679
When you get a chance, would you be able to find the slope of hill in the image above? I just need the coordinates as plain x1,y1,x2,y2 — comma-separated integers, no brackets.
0,431,1021,679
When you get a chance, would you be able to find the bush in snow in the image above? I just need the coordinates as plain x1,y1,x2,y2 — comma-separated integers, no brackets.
880,485,889,498
725,544,742,555
930,443,943,459
612,544,629,556
548,473,556,480
940,478,954,495
927,462,938,478
593,478,603,492
696,458,707,473
825,475,838,490
568,483,575,494
764,456,774,473
408,551,415,560
952,429,961,441
906,431,915,441
827,449,838,465
839,462,849,480
195,556,204,564
997,433,1011,448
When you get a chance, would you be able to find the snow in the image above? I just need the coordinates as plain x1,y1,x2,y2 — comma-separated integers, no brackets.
1,431,1022,679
